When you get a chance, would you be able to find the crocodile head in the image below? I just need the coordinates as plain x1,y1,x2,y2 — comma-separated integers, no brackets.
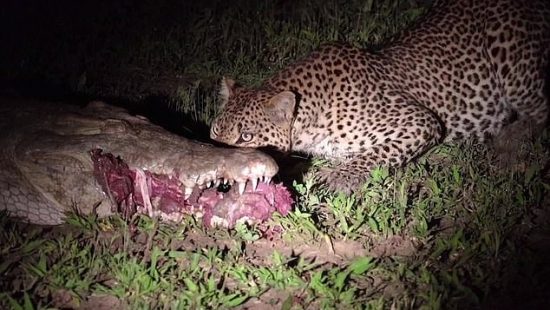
0,98,293,227
90,147,292,228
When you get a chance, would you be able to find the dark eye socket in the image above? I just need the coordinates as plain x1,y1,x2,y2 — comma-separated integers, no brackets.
240,132,253,142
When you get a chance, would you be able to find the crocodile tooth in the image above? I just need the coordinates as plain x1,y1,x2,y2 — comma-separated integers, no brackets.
251,178,258,191
184,187,193,199
214,179,220,187
238,181,246,195
265,176,271,183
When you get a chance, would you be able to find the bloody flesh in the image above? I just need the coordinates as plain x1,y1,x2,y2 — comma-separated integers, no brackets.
91,149,293,227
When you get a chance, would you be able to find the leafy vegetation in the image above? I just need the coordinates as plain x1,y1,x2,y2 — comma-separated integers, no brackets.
2,133,549,309
2,0,550,309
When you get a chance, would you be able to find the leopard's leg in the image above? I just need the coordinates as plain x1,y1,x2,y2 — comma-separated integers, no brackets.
509,79,549,128
492,88,549,168
316,103,444,194
496,91,548,143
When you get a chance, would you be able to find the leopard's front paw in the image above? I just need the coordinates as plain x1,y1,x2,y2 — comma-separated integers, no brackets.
314,166,367,195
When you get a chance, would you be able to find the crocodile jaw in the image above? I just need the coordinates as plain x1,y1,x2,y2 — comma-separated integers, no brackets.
91,148,292,228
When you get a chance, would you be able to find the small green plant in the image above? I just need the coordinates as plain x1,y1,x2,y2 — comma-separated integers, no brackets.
252,252,305,290
233,222,262,242
308,256,377,308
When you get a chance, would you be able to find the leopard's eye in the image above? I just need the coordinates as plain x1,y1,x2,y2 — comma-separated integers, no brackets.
240,132,253,142
211,123,220,136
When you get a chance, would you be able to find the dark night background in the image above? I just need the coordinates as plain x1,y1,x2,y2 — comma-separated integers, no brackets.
1,0,208,135
0,0,432,104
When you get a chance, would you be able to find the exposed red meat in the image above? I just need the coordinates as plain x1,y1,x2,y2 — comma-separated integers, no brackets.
90,149,293,228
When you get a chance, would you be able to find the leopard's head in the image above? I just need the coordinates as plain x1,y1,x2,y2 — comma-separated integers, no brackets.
210,77,296,152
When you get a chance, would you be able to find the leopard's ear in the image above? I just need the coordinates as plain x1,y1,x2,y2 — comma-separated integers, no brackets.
264,91,296,126
219,77,236,108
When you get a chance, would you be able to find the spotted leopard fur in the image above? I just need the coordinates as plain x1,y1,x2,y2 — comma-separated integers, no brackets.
210,0,550,193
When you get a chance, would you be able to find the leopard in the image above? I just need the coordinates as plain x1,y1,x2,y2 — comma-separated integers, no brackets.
210,0,550,194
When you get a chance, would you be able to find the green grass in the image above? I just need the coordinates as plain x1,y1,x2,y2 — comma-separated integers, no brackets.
2,133,549,309
2,0,550,308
